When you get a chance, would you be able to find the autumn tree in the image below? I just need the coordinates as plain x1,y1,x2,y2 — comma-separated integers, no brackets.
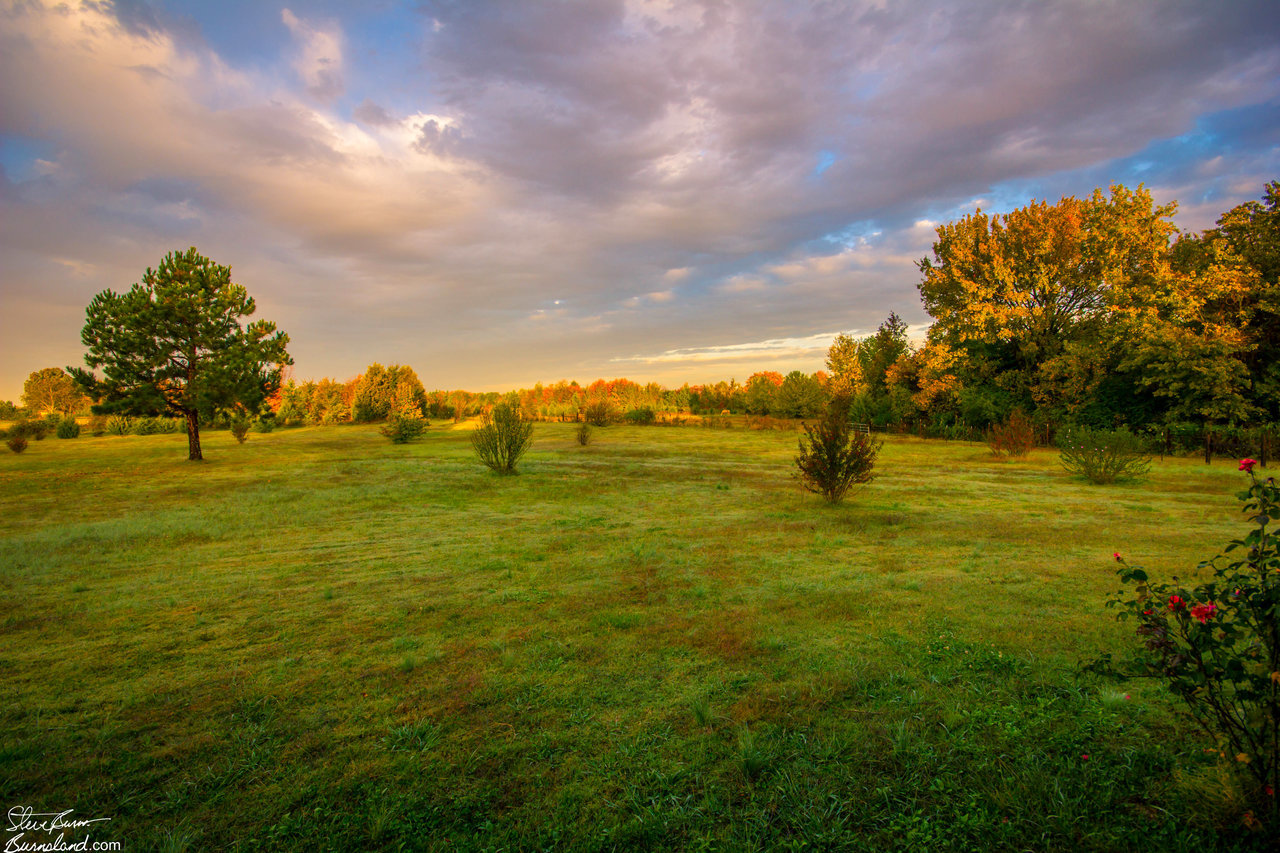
22,367,87,415
71,248,291,461
825,333,865,399
351,364,428,422
744,371,784,415
1169,181,1280,419
917,185,1177,420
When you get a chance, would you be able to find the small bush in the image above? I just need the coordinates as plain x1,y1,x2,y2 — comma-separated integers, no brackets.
380,412,427,444
988,409,1035,457
582,400,617,427
576,422,592,446
1058,426,1151,484
106,415,132,436
795,403,882,504
623,406,656,425
472,403,534,474
230,416,251,444
87,416,109,436
253,416,275,434
56,419,81,439
6,434,28,454
19,420,51,441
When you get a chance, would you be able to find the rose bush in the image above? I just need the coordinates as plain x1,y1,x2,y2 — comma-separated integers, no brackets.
1090,462,1279,823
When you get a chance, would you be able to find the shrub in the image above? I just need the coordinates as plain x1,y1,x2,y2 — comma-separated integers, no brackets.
230,416,251,444
56,419,81,439
87,416,109,436
576,422,592,446
253,416,275,434
988,409,1035,457
471,402,534,474
6,434,28,454
1058,426,1152,484
623,406,656,425
106,415,132,436
795,403,882,503
1090,461,1279,825
380,412,427,444
582,400,617,427
14,420,51,440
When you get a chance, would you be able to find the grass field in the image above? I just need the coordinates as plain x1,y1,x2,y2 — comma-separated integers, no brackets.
0,423,1268,851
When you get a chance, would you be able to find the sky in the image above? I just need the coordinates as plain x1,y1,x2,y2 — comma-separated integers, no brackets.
1,0,1278,401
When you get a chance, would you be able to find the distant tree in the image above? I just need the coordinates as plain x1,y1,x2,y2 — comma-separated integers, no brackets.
745,371,784,415
22,367,86,415
774,371,828,418
351,363,428,422
826,333,865,399
70,247,291,461
861,313,911,398
352,363,396,422
0,401,19,420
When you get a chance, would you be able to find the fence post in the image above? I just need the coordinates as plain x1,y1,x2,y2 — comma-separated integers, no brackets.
1204,428,1212,465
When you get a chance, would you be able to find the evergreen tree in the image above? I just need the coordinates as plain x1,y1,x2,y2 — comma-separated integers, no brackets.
70,248,291,461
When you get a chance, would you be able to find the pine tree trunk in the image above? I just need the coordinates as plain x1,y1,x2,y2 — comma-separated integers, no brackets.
186,411,203,461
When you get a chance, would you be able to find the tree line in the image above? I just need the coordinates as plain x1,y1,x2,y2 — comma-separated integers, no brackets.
10,180,1272,460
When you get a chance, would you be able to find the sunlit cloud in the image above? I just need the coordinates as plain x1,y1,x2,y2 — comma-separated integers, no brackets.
613,332,855,366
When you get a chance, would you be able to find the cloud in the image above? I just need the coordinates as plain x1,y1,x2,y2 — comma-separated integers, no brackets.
612,331,855,366
281,9,344,103
1,0,1277,398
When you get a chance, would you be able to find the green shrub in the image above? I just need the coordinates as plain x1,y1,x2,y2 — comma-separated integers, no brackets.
253,416,275,434
56,419,81,439
6,434,28,454
576,422,592,446
87,416,109,436
988,409,1035,457
230,416,251,444
1090,461,1279,825
582,400,616,427
15,420,51,440
795,402,882,503
623,406,656,425
380,412,427,444
472,403,534,474
1057,426,1151,484
106,415,132,436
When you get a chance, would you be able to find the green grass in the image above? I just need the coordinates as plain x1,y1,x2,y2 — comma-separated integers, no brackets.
0,424,1269,850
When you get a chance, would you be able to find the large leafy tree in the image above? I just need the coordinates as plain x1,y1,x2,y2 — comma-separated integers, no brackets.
1171,181,1280,419
917,185,1177,419
70,248,292,461
22,367,87,415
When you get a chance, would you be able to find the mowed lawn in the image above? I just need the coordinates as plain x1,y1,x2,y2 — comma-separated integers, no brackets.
0,423,1264,851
